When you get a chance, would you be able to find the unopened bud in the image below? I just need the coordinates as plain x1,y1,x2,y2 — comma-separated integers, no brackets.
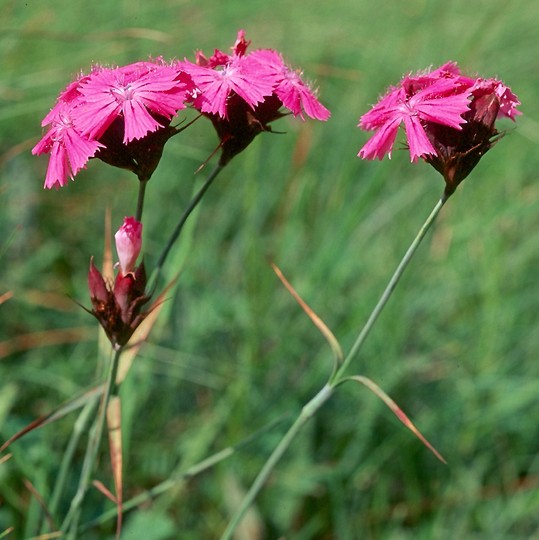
114,217,142,275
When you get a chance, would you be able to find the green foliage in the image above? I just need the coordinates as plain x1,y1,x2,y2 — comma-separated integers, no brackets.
1,0,539,538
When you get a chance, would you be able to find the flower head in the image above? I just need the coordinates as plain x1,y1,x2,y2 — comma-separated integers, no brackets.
73,62,191,143
34,61,194,187
180,34,276,119
358,62,520,195
181,30,330,164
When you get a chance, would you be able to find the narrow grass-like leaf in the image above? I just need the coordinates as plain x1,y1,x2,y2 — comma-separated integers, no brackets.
0,528,14,539
80,414,290,532
92,480,117,503
271,263,343,371
103,208,114,282
116,275,179,384
0,327,95,360
0,291,13,305
23,479,57,532
0,386,102,453
106,395,123,539
339,375,446,464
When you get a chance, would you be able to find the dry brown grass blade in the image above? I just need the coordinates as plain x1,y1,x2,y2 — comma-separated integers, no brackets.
271,263,343,365
0,385,103,453
116,273,179,384
23,478,57,531
222,472,265,540
342,375,446,464
0,291,13,305
107,395,123,539
92,480,117,503
102,208,114,282
0,327,95,360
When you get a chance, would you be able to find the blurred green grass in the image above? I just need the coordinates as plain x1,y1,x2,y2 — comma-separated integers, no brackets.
1,0,539,538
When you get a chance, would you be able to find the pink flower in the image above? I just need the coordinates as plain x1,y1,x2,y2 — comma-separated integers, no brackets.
249,49,330,121
181,30,330,163
358,62,521,195
34,61,194,187
114,217,142,275
358,62,520,165
31,101,103,189
359,73,471,162
181,43,276,119
73,61,191,143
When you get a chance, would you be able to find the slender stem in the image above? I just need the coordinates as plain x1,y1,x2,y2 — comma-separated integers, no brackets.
219,385,334,540
330,194,448,384
60,347,123,536
148,163,223,291
135,180,148,222
79,413,290,532
134,114,204,223
220,193,449,539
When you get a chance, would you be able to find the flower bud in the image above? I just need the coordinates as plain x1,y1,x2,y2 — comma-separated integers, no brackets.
87,258,149,348
88,219,149,348
114,217,142,275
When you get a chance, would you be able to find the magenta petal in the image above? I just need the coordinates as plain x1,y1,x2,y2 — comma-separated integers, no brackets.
413,94,470,129
73,99,120,140
122,99,162,143
274,75,330,120
44,143,70,189
298,87,331,120
358,117,401,160
63,129,102,172
359,87,403,130
495,84,521,120
402,115,436,161
198,76,231,117
32,132,53,156
115,217,143,275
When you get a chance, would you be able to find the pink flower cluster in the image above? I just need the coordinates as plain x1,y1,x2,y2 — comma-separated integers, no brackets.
358,62,520,163
33,31,330,188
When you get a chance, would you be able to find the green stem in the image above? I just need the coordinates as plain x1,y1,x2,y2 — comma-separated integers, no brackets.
79,413,290,532
148,163,223,292
60,347,123,537
330,194,447,384
220,193,449,539
135,180,148,222
219,385,334,540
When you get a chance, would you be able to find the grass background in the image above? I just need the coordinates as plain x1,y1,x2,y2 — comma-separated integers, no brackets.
1,0,539,538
